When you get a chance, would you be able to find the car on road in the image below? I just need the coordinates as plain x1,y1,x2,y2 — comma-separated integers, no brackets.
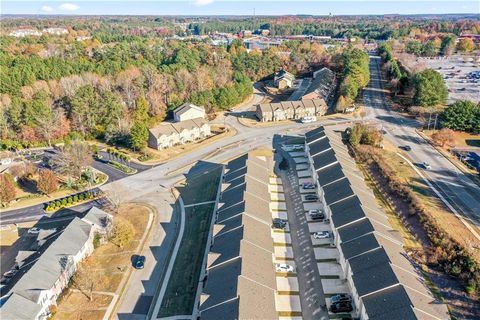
400,145,412,151
27,227,41,234
330,294,352,304
272,218,288,230
422,162,432,170
330,301,353,313
134,255,146,269
301,182,316,189
313,231,330,239
304,194,318,201
275,263,294,273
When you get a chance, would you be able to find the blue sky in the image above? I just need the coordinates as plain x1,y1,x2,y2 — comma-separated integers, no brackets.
1,1,479,15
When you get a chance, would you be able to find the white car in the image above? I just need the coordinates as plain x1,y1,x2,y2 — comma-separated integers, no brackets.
275,263,294,273
27,227,41,234
313,231,330,239
301,116,316,123
292,144,304,150
422,162,432,170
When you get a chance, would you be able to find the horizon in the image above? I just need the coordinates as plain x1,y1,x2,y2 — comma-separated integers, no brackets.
2,1,479,16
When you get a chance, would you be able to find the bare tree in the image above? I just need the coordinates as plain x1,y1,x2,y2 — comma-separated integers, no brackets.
103,184,129,214
73,264,94,301
56,140,93,180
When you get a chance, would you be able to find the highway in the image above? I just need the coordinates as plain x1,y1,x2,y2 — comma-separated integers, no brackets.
363,56,480,230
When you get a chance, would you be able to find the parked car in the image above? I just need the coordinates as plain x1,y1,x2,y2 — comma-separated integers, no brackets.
422,162,432,170
308,210,325,220
134,255,146,269
330,301,353,313
301,116,317,123
400,145,412,151
304,194,318,201
275,263,294,273
272,218,288,229
3,269,18,278
313,231,330,239
292,144,304,151
301,182,316,189
330,294,352,304
27,227,41,234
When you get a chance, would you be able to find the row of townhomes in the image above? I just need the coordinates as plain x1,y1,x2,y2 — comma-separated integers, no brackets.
304,126,450,320
256,67,335,122
148,103,211,150
256,99,327,122
199,153,277,319
1,207,112,320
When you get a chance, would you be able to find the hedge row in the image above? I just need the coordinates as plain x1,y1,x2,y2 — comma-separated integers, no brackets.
45,191,96,212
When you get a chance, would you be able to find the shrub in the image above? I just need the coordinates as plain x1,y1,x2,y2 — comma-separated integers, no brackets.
73,195,79,203
67,196,73,204
61,199,67,206
79,193,84,201
56,200,61,207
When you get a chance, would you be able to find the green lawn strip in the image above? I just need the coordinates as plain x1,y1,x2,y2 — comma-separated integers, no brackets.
158,203,216,317
107,160,137,174
177,164,223,205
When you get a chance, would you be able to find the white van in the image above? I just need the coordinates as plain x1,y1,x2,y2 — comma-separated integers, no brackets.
301,116,316,123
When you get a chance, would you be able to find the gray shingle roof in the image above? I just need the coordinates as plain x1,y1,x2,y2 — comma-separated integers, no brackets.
340,233,380,260
330,196,366,228
322,177,355,205
308,136,331,156
12,218,92,303
0,293,43,320
316,162,345,186
362,285,416,320
312,148,337,171
337,218,375,243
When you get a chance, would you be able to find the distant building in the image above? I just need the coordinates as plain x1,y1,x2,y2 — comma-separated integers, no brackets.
9,29,42,37
273,70,295,89
238,30,252,38
173,103,206,122
0,208,111,320
42,28,68,35
256,99,327,122
148,118,211,150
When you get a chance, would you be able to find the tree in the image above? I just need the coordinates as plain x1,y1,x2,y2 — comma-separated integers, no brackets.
432,128,455,147
73,264,94,301
0,174,16,205
440,35,456,56
413,69,448,107
110,217,135,249
457,38,475,52
37,169,59,195
104,185,128,214
441,100,480,133
56,140,93,179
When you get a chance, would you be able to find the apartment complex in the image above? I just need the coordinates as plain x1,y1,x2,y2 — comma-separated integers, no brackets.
1,207,111,320
301,67,336,103
304,126,450,320
256,99,327,122
273,70,295,89
199,153,277,319
148,103,211,150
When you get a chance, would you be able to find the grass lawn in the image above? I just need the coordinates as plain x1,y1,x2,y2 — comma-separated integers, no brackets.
176,163,223,205
158,203,216,317
425,129,480,148
53,292,112,320
53,204,149,319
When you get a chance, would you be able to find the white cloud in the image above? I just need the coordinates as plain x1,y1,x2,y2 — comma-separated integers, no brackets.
193,0,215,6
41,5,53,12
59,3,79,11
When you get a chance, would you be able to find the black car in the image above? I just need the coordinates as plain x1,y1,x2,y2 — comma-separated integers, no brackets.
134,255,146,269
304,194,318,201
330,294,352,304
272,218,288,229
400,145,412,151
330,301,353,313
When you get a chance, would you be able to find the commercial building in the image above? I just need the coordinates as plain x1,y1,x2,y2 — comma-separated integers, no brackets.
304,126,450,320
1,208,111,320
199,153,277,319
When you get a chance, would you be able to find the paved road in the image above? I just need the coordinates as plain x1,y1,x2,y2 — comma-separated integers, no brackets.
364,56,480,230
277,146,329,320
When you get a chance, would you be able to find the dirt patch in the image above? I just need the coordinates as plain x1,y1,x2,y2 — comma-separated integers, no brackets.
54,291,112,320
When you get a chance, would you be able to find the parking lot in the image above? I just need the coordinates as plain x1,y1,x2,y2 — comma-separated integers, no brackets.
278,143,355,319
419,55,480,103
